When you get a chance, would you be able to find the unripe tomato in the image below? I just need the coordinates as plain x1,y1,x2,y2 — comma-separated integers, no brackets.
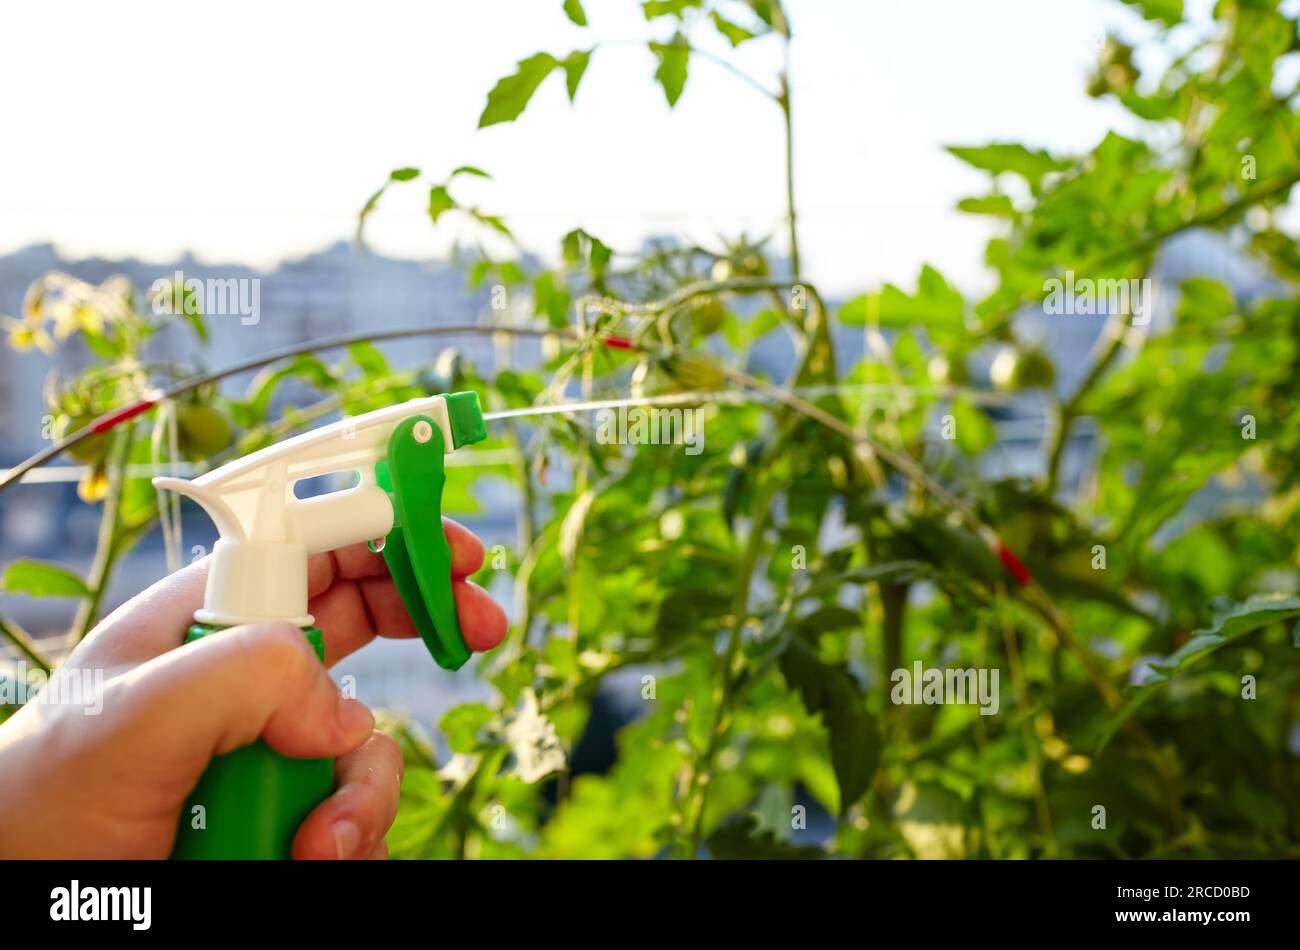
178,404,233,458
989,346,1018,390
64,415,111,464
710,251,768,284
1014,347,1057,389
1055,546,1099,583
688,295,727,337
991,345,1056,391
736,251,768,278
927,353,970,387
661,351,727,391
1088,38,1138,98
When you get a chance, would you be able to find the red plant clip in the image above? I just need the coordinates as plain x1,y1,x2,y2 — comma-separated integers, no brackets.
996,543,1033,586
92,398,157,434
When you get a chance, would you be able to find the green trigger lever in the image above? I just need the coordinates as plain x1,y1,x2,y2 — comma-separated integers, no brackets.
373,392,487,671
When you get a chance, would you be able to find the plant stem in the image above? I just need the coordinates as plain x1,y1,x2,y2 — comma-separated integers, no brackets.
417,746,506,858
686,45,778,100
681,475,778,857
73,423,135,640
680,314,826,856
506,422,538,644
1044,311,1129,494
971,616,1003,859
0,617,53,673
997,586,1056,855
880,582,908,683
779,56,800,278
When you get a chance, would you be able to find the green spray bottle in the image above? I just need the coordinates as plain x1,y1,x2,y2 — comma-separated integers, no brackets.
153,391,487,859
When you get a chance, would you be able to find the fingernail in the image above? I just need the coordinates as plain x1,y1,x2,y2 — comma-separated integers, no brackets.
333,819,361,860
337,697,374,740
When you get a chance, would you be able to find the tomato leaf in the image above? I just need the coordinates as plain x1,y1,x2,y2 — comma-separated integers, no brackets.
1096,595,1300,754
950,396,995,455
711,11,756,46
428,184,454,224
561,49,591,102
1121,0,1183,27
946,143,1068,191
649,35,690,106
779,641,879,813
3,561,90,598
642,0,701,19
707,815,823,858
478,53,559,128
562,0,587,26
348,341,390,379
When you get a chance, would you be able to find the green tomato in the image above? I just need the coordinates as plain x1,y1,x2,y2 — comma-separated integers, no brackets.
1014,347,1057,389
990,345,1056,391
1089,38,1138,97
927,353,970,387
178,404,233,459
64,415,111,464
999,509,1049,556
710,251,768,284
736,251,768,278
1055,546,1099,583
661,351,727,391
688,295,727,337
989,347,1018,391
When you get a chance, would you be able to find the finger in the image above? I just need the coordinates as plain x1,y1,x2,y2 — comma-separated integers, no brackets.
365,840,390,860
108,622,374,782
310,574,508,664
291,731,403,860
68,518,487,671
307,576,409,666
69,557,211,669
307,517,486,598
455,579,509,653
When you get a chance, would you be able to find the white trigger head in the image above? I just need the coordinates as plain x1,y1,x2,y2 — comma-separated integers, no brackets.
152,394,455,626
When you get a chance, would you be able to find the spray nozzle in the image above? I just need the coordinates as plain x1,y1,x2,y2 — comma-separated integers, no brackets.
154,391,488,670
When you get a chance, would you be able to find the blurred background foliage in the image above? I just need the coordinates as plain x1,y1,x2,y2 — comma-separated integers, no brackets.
5,0,1300,858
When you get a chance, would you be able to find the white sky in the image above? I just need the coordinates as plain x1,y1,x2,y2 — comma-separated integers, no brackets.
0,0,1167,296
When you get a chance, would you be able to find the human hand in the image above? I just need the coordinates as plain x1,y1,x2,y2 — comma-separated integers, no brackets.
0,517,506,859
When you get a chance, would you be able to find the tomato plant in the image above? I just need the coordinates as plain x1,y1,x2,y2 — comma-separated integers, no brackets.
4,0,1300,858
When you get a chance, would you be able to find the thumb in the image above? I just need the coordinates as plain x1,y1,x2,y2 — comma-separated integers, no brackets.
109,621,374,770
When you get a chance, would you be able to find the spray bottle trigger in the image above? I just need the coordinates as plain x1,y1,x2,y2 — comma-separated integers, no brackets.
374,396,485,671
378,524,466,670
